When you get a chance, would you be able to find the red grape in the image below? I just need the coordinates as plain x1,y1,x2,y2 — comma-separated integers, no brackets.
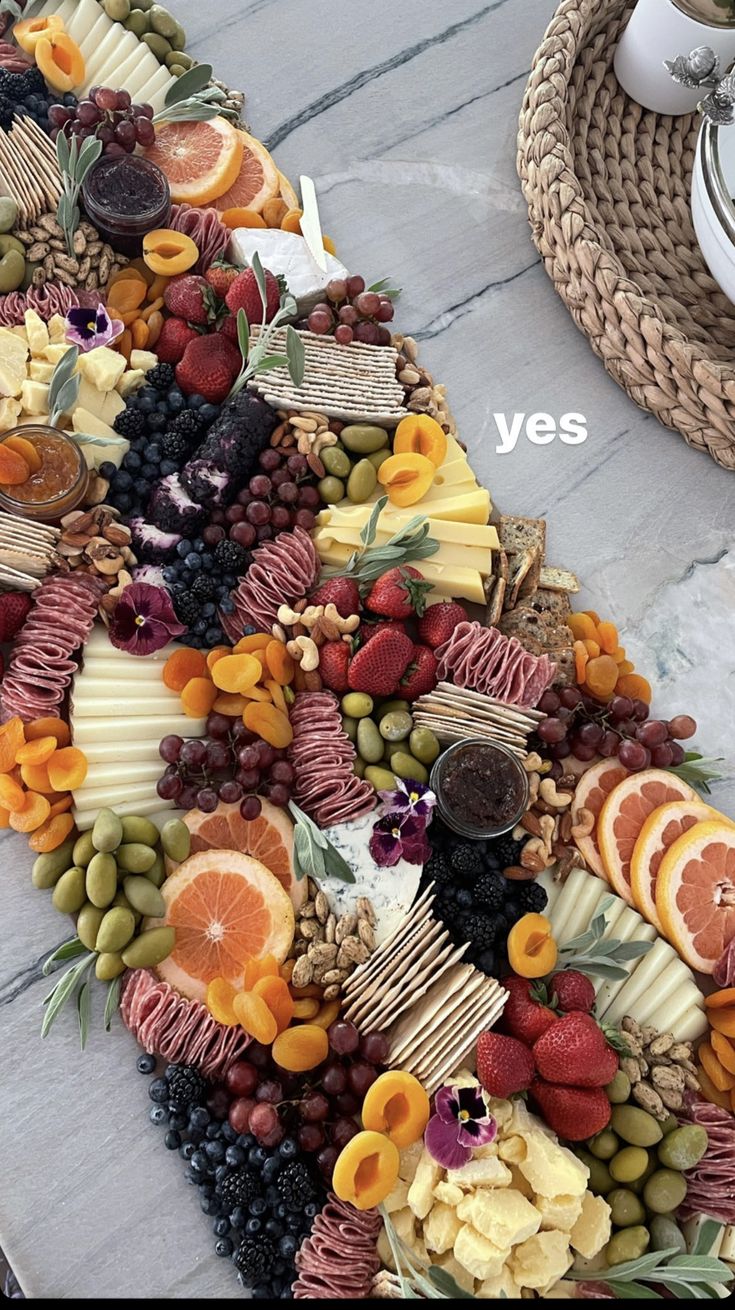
338,305,359,326
636,720,668,747
219,780,243,804
225,1061,259,1097
308,310,332,335
334,324,354,345
228,1096,256,1134
346,275,365,297
376,299,395,322
249,1101,280,1140
196,788,218,813
239,747,261,770
572,742,597,762
159,734,183,763
294,509,316,531
316,1145,339,1179
267,783,290,807
240,795,262,821
631,699,650,722
668,715,696,740
298,1124,325,1152
618,739,648,771
538,690,561,714
270,760,295,785
353,321,380,345
300,1092,330,1123
651,743,674,768
256,742,276,769
599,730,621,758
537,717,567,744
135,117,155,147
180,739,207,768
578,722,604,747
609,696,634,721
549,739,572,760
248,1042,271,1067
326,278,347,302
230,521,257,548
206,713,231,740
157,772,183,801
347,1061,378,1097
328,1020,360,1055
286,454,308,478
255,1078,283,1104
354,291,381,317
321,1064,347,1096
669,742,686,766
334,1091,360,1117
331,1117,360,1149
95,87,120,110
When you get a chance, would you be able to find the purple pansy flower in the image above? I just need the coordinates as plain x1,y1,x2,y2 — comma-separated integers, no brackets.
369,812,431,868
109,582,186,656
377,776,437,821
65,304,125,353
424,1083,497,1170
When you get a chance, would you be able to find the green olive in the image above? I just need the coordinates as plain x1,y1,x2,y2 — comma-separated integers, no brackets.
0,195,18,233
0,235,24,256
390,752,429,784
382,740,405,763
103,0,131,19
659,1114,680,1137
96,906,136,954
318,476,345,504
378,699,411,719
340,424,389,454
121,816,160,846
589,1128,620,1161
143,852,166,888
409,727,440,765
353,757,366,779
605,1226,650,1267
52,866,87,915
604,1070,632,1104
367,448,392,472
341,692,374,719
0,249,25,293
121,926,176,969
611,1105,663,1148
85,853,118,909
606,1187,646,1228
160,818,190,864
379,710,413,742
96,952,126,981
169,63,187,76
573,1147,613,1195
116,843,157,874
168,19,187,49
321,446,352,479
356,717,384,764
649,1215,687,1254
657,1125,708,1172
346,458,377,504
609,1146,650,1183
364,766,397,792
124,9,150,33
149,4,179,37
32,839,76,889
123,875,166,918
643,1168,687,1215
73,831,96,868
76,903,106,952
341,715,358,742
92,807,123,854
131,0,154,8
21,261,37,292
142,30,172,58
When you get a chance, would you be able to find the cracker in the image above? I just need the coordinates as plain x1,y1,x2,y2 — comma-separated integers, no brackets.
529,588,572,619
484,573,506,626
498,514,546,560
539,565,580,593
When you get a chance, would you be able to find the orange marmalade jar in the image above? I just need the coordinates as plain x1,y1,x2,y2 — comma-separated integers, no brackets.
0,425,87,523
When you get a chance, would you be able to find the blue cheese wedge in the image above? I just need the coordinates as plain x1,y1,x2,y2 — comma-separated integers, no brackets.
319,811,422,944
228,228,350,314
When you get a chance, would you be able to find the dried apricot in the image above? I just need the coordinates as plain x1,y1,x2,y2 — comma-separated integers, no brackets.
289,982,323,999
221,207,267,229
262,197,288,228
597,621,619,655
10,790,51,832
15,735,57,766
292,997,320,1020
25,717,70,746
616,661,635,677
146,310,164,347
709,1009,735,1038
711,1031,735,1075
272,1023,329,1072
615,673,652,705
48,795,73,817
265,680,288,714
311,999,341,1030
107,277,147,313
253,975,294,1033
583,639,601,659
700,1042,735,1092
46,747,87,792
212,653,262,694
163,646,208,692
585,654,619,699
0,444,30,485
573,640,588,685
27,811,74,852
0,718,24,773
280,207,303,234
180,676,218,718
706,987,735,1009
3,435,42,473
243,702,293,749
612,646,627,664
240,683,272,704
234,633,272,653
279,959,295,983
140,296,165,321
206,646,230,672
265,640,295,686
205,977,239,1025
568,613,599,642
131,318,150,350
212,693,249,717
242,953,278,990
0,772,25,810
0,807,9,829
20,760,52,793
118,328,133,362
147,274,169,302
233,991,278,1044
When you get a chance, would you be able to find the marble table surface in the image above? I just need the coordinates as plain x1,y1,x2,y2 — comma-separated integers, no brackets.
2,0,735,1298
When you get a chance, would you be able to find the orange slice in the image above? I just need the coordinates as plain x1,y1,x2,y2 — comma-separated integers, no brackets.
176,797,305,912
208,130,279,214
630,800,724,931
153,849,295,1002
597,769,696,904
570,759,629,877
655,820,735,974
144,118,244,206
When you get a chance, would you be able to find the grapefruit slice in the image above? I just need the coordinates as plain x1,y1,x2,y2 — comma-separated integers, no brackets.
144,118,245,206
656,820,735,974
179,798,305,912
597,769,696,904
153,849,295,1001
208,130,279,214
571,759,629,877
631,800,726,930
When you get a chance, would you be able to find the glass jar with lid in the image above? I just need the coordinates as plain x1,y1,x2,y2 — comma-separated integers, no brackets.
0,424,87,523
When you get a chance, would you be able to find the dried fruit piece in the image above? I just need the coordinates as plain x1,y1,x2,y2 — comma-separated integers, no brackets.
211,653,262,694
27,812,74,852
47,746,87,792
706,988,735,1009
206,646,230,672
0,443,30,485
253,975,294,1033
233,990,278,1044
142,229,199,277
0,771,26,810
585,654,619,699
180,676,218,718
265,640,295,686
212,693,249,716
242,953,279,990
20,760,52,793
243,701,293,749
377,452,435,508
597,621,619,655
699,1041,735,1092
271,1023,329,1072
15,736,57,766
3,435,42,473
234,633,272,653
163,646,208,692
311,999,341,1030
24,718,70,746
10,790,51,832
0,718,25,772
107,278,147,313
616,673,652,704
35,30,85,94
568,613,599,642
206,976,239,1026
221,207,267,229
292,997,320,1020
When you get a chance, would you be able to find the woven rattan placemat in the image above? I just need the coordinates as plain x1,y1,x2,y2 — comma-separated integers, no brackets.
518,0,735,470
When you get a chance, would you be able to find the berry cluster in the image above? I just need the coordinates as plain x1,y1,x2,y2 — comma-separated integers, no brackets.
161,537,247,648
302,275,395,346
536,686,697,775
49,85,155,152
0,66,76,133
141,1056,324,1299
158,712,296,816
422,817,544,977
216,445,323,548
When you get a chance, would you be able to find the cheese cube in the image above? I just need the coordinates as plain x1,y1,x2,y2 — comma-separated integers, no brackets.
424,1202,462,1255
0,328,29,397
129,350,158,373
24,309,49,357
445,1155,511,1190
541,1278,578,1298
72,407,118,441
453,1224,509,1280
476,1267,522,1299
536,1193,584,1234
47,315,67,344
510,1230,572,1290
487,1098,514,1131
20,379,50,415
383,1180,410,1215
572,1249,609,1275
407,1149,442,1220
44,344,73,364
398,1140,424,1183
77,378,108,418
569,1193,612,1259
434,1252,475,1295
29,362,56,383
519,1134,588,1199
433,1181,464,1208
117,368,145,398
99,389,125,425
78,347,126,392
0,396,21,431
391,1206,417,1247
508,1164,535,1200
456,1189,540,1248
498,1135,527,1165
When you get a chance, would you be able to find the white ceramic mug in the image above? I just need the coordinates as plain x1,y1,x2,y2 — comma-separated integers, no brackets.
614,0,735,113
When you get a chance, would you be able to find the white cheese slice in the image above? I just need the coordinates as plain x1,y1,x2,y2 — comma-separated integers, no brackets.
79,761,164,788
79,658,174,683
602,938,677,1023
228,228,350,312
74,796,174,830
665,994,708,1044
136,64,176,114
81,739,166,765
72,714,207,743
73,693,183,717
64,0,106,44
73,778,165,809
123,52,163,101
645,980,705,1037
82,28,137,90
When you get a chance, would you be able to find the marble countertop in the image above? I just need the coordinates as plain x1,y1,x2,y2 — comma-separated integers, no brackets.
1,0,734,1298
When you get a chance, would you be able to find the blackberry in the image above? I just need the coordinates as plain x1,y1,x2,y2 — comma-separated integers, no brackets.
191,574,218,602
147,363,176,392
458,913,497,950
473,872,506,912
166,1064,207,1109
114,408,147,439
160,430,192,463
0,95,13,132
170,409,206,439
213,539,249,574
173,590,201,627
233,1236,277,1286
452,844,486,880
276,1161,317,1212
217,1168,261,1211
424,850,453,886
491,833,525,870
516,881,548,914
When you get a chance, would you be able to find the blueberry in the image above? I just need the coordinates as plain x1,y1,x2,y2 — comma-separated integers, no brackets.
304,1202,319,1218
220,598,235,615
149,1104,167,1126
265,1185,280,1208
265,1219,284,1241
200,403,219,423
149,1077,169,1104
169,1112,187,1131
248,1196,267,1216
134,478,151,499
238,1134,255,1150
147,412,167,432
179,1140,196,1161
137,1052,156,1074
164,1129,181,1150
252,1285,271,1300
275,1202,288,1220
202,599,215,617
215,1164,229,1185
214,1238,233,1258
144,443,162,461
221,1123,238,1144
201,1194,220,1216
456,888,473,908
190,1106,210,1131
159,459,178,477
225,1145,246,1168
162,567,178,583
286,1214,302,1233
262,1156,281,1185
279,1235,297,1259
193,618,207,636
206,1139,225,1163
246,1217,262,1236
138,395,156,413
180,570,194,587
184,552,201,571
278,1138,297,1160
141,462,158,479
206,1122,222,1141
222,573,237,588
188,393,205,409
213,1217,230,1237
125,451,142,471
99,461,117,480
205,626,223,646
190,1150,209,1174
229,1206,246,1230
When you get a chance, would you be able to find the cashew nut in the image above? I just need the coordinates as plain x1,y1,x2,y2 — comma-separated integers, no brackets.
323,603,359,634
539,777,574,808
278,603,302,627
571,806,595,840
523,752,544,773
271,622,288,643
286,635,320,672
538,813,557,857
520,837,552,872
527,770,541,804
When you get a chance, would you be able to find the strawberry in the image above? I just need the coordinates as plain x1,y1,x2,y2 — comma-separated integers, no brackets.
226,266,280,323
205,259,240,300
365,566,433,620
417,600,469,649
398,643,438,701
221,313,240,341
501,975,557,1046
530,1078,611,1141
347,627,413,696
476,1031,535,1098
0,592,31,642
533,1012,619,1088
309,577,360,619
318,640,351,694
164,275,221,327
359,619,405,645
155,317,201,365
176,333,241,404
548,969,596,1014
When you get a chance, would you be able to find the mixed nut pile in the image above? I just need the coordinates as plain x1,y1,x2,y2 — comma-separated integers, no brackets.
291,880,377,1000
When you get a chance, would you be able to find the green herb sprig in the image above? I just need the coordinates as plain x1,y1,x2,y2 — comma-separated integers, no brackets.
48,345,79,426
321,495,440,588
152,64,240,124
669,751,725,795
558,894,653,982
41,936,121,1048
368,277,402,302
288,801,355,885
229,251,305,398
379,1209,475,1299
569,1222,732,1299
55,133,103,259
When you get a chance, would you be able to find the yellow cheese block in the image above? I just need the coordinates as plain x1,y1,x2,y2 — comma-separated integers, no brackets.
320,524,494,574
318,505,499,551
313,534,487,606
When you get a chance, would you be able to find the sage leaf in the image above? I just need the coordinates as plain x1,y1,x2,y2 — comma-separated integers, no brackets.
237,307,250,362
55,128,70,176
42,936,86,975
289,801,328,848
77,977,91,1051
256,353,290,372
692,1221,724,1257
104,976,122,1033
427,1266,475,1298
361,496,388,547
51,374,81,425
285,325,305,387
164,62,214,107
323,843,356,885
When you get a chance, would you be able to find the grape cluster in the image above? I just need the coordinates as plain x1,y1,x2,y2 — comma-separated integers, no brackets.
141,1056,324,1298
0,67,77,134
209,445,323,550
225,1022,389,1188
158,712,296,818
536,686,697,774
303,275,395,346
49,85,155,152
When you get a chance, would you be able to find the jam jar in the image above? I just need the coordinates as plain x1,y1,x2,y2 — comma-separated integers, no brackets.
82,154,171,257
430,737,529,840
0,425,88,523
